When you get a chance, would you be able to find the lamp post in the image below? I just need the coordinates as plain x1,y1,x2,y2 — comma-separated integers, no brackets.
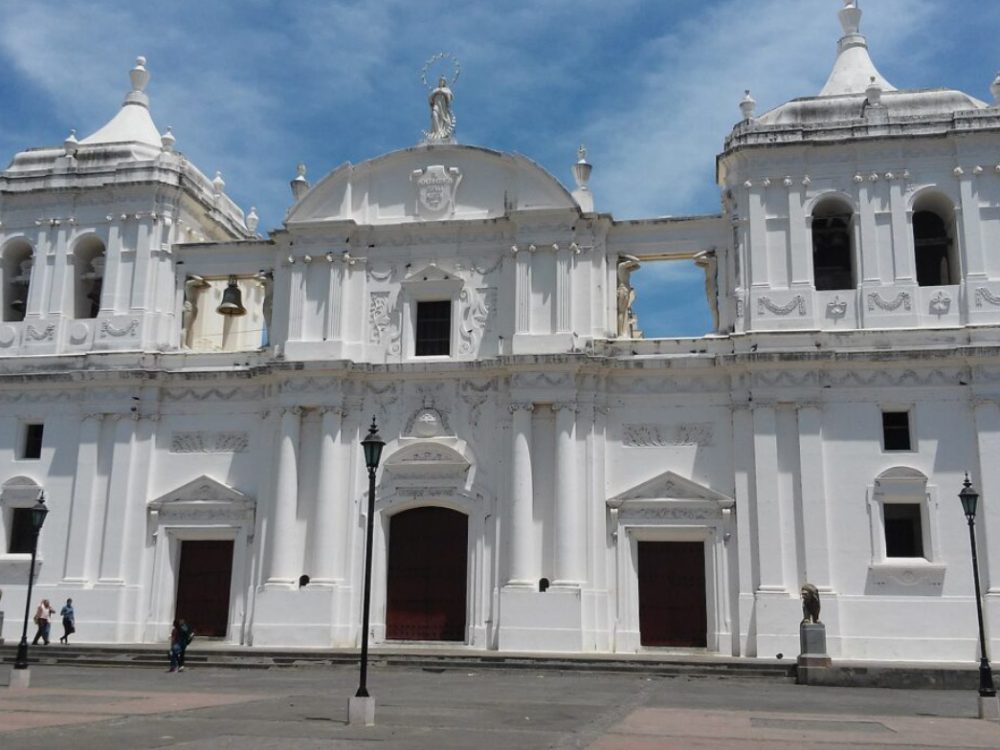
958,476,997,713
350,417,384,725
14,495,49,671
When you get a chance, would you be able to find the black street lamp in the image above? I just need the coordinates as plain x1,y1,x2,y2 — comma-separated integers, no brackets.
14,495,49,670
355,417,385,701
959,475,997,701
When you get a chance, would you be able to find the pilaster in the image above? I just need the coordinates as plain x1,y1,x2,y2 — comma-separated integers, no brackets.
62,413,103,583
797,404,831,588
507,401,535,586
957,169,986,280
267,406,302,585
552,402,583,586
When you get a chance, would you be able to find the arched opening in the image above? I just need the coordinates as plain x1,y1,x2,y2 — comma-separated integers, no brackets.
73,236,106,319
811,199,855,291
912,194,957,286
1,240,34,322
385,506,468,641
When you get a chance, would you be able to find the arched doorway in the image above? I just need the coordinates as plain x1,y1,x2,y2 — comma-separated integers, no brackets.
385,506,468,641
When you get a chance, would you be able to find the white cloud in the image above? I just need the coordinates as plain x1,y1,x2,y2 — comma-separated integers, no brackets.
583,0,942,218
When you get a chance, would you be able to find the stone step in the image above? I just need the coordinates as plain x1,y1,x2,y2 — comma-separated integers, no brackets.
0,644,796,680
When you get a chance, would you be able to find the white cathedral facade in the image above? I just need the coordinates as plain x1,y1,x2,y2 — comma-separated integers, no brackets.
1,2,999,663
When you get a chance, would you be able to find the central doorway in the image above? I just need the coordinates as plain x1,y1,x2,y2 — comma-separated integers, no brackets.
638,541,707,647
175,539,234,638
386,507,468,641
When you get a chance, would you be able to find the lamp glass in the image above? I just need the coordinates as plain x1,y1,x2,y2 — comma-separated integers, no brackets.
30,497,49,532
960,478,979,520
361,419,385,470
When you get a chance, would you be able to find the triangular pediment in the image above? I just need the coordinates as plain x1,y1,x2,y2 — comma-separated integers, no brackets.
607,470,734,510
149,474,252,513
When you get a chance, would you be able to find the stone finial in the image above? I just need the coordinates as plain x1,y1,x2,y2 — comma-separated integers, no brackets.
839,1,861,36
212,171,226,195
160,126,175,152
63,129,79,156
130,56,150,93
865,76,882,106
246,206,259,234
290,162,310,200
572,145,592,190
992,72,1000,104
740,90,756,121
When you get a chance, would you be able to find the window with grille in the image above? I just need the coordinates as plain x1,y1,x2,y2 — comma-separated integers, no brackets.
415,300,451,356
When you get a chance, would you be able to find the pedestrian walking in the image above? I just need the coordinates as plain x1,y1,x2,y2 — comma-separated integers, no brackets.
167,619,182,673
177,619,194,671
59,598,76,644
31,598,55,645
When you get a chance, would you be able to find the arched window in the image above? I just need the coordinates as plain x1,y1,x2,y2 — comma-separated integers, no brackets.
73,237,106,319
811,200,855,291
912,195,957,287
1,240,34,322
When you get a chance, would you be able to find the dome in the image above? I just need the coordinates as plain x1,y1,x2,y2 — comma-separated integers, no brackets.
285,143,580,226
747,3,988,130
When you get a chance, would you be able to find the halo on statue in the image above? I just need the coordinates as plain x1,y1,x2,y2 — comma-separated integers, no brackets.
421,53,462,90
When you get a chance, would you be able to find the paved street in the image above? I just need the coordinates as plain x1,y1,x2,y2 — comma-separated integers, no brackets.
2,663,998,748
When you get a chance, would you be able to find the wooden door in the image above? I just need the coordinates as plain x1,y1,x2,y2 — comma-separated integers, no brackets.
638,541,707,647
386,507,468,641
175,539,234,638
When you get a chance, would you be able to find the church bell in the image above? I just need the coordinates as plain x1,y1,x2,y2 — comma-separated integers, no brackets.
216,275,247,316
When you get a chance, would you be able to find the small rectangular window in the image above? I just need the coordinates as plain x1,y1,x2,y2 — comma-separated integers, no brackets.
8,507,35,553
21,423,44,459
415,300,451,356
884,503,924,558
881,411,911,451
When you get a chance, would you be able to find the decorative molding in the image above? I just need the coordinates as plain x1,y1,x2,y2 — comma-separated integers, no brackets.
757,295,805,316
825,297,848,319
929,291,951,315
867,291,911,312
621,506,719,521
99,318,140,338
404,406,451,438
369,291,391,344
508,401,535,414
170,431,250,454
459,286,493,354
623,423,714,447
24,324,55,341
975,288,1000,308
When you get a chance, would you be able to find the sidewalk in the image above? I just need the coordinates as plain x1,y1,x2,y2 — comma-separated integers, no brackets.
0,641,987,688
1,662,998,749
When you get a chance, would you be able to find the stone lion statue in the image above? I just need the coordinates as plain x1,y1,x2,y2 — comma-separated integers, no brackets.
800,583,821,624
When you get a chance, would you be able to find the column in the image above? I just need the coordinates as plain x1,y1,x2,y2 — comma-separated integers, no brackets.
507,402,534,586
888,178,914,282
98,415,138,583
747,182,768,288
130,217,153,310
787,179,810,287
62,413,103,582
287,258,306,342
957,170,986,280
732,406,757,655
855,179,882,284
101,219,123,314
973,400,1000,590
24,228,49,319
797,405,831,588
309,406,343,583
553,402,584,585
555,246,571,332
268,406,301,585
752,404,785,591
514,247,531,334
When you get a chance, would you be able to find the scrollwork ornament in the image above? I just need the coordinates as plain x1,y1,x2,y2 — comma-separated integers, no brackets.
508,401,534,414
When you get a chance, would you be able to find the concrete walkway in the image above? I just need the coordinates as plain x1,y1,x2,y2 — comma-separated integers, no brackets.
1,662,997,748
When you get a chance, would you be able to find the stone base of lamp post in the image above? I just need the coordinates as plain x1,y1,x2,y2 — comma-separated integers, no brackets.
348,695,375,726
979,694,1000,721
8,668,31,690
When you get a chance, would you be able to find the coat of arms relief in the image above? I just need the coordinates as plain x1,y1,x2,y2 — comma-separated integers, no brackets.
411,165,462,219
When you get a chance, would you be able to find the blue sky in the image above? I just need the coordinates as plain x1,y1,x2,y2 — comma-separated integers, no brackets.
1,1,998,337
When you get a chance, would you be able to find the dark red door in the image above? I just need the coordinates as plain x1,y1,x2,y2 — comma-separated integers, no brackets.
386,507,467,641
638,541,707,647
175,539,234,637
